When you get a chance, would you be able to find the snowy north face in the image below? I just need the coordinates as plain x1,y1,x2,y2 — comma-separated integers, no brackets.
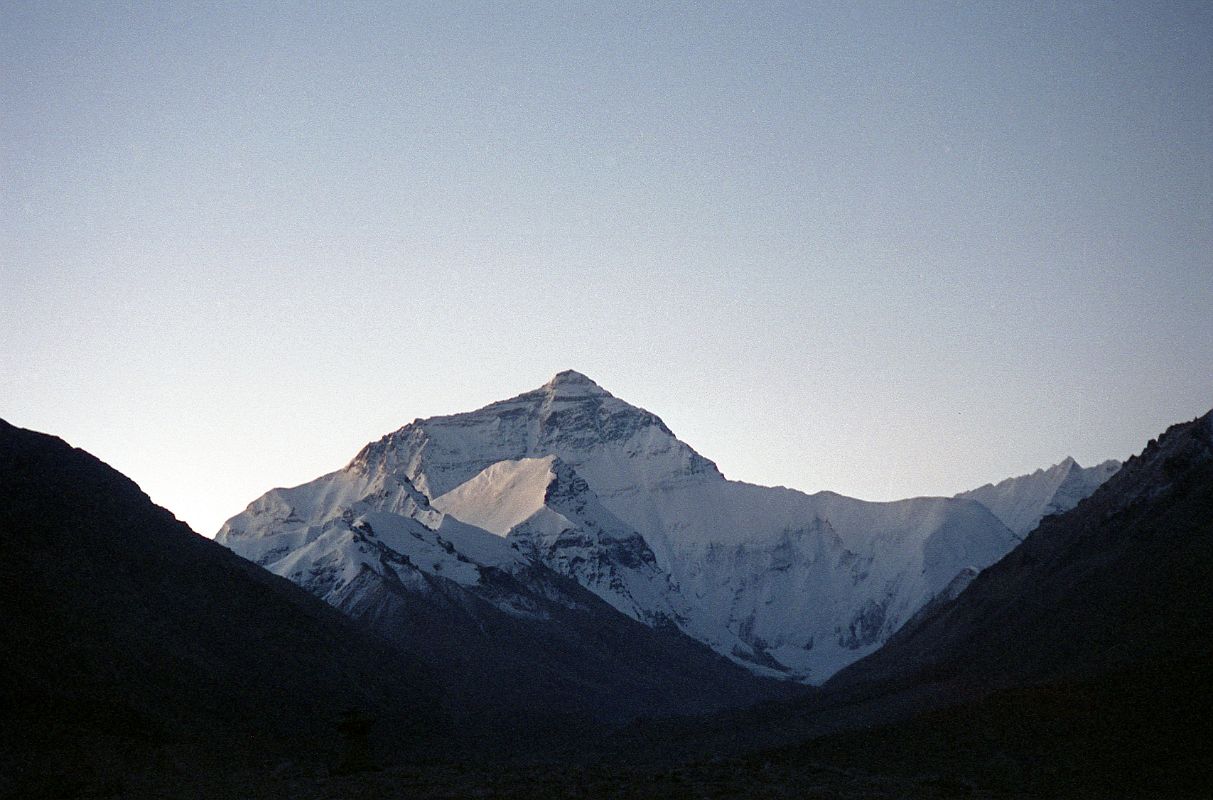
217,371,1116,682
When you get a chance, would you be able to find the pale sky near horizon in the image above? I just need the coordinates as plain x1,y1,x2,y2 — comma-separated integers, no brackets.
3,2,1211,536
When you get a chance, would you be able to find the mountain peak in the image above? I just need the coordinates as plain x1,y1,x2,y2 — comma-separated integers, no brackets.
1053,456,1079,473
543,369,607,396
957,454,1122,537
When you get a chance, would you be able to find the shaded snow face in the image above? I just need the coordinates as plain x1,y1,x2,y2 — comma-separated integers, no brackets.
218,370,1036,683
651,483,1019,680
957,457,1122,537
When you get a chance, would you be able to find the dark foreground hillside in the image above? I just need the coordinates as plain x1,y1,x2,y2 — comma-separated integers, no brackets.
53,646,1209,799
0,420,445,798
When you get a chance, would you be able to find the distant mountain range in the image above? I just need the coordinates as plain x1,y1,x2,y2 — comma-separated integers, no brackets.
218,370,1119,682
7,375,1208,798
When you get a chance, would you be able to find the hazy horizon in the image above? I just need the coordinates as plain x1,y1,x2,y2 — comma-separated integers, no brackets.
3,2,1211,535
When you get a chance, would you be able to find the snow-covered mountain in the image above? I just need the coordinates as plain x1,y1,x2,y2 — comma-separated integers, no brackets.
957,456,1121,538
218,371,1066,682
215,439,776,721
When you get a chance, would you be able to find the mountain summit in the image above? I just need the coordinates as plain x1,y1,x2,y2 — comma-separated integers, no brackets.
218,372,1112,682
543,369,610,396
348,370,724,510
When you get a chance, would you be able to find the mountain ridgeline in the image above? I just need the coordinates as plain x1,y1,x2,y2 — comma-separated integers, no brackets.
219,370,1117,683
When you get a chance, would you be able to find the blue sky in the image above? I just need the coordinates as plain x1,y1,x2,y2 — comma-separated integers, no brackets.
3,1,1211,535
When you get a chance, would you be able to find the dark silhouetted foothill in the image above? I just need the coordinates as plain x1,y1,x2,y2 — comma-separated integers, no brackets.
335,709,377,775
0,419,442,797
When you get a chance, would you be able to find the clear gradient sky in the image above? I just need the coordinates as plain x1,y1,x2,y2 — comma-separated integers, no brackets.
3,2,1211,536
